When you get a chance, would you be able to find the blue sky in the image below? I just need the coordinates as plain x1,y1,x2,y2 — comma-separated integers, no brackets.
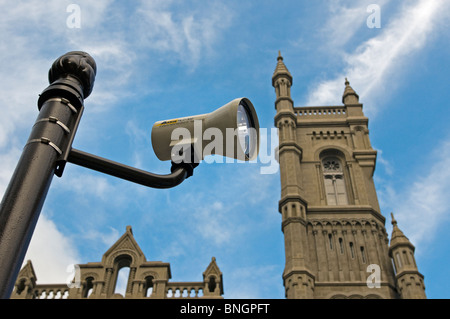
0,0,449,299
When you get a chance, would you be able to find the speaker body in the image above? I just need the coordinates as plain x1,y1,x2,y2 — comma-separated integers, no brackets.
151,98,259,162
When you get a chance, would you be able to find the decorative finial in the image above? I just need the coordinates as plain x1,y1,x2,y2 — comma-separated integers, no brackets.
126,225,133,234
345,77,349,86
49,51,97,98
277,50,283,61
391,212,397,226
39,51,97,110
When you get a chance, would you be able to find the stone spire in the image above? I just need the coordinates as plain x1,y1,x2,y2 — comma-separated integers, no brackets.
342,78,359,104
389,212,414,250
272,51,295,116
272,51,292,87
388,212,426,299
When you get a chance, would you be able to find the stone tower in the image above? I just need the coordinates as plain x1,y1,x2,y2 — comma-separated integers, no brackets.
272,53,425,299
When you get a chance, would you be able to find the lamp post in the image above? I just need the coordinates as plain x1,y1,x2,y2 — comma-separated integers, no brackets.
0,51,195,299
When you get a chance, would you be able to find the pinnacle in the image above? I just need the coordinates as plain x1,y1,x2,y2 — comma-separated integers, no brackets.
272,51,292,85
391,212,397,226
342,77,359,104
389,212,414,250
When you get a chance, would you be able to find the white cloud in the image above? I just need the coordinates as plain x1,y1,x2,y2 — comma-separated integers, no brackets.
322,0,390,49
23,214,80,284
380,138,450,250
135,1,233,68
59,172,115,201
305,0,450,116
373,147,394,176
161,164,279,253
80,226,121,248
0,1,132,182
0,50,49,149
125,120,151,168
194,201,236,245
0,0,235,161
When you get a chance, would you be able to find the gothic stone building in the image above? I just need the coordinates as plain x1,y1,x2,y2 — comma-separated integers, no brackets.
272,53,426,299
11,53,426,300
11,226,223,299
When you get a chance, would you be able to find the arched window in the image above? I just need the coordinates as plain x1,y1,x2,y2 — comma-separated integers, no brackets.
144,276,154,297
83,277,94,298
208,276,217,293
115,267,130,296
410,252,416,267
339,238,344,254
402,251,409,265
15,279,26,295
322,157,348,205
396,252,402,269
112,255,132,297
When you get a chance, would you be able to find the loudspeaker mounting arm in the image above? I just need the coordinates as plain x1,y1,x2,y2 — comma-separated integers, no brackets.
67,148,196,189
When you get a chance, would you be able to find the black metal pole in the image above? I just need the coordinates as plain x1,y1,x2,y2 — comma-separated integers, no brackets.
0,51,96,299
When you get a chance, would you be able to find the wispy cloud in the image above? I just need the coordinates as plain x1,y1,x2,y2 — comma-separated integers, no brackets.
321,0,390,49
135,0,233,68
373,147,394,176
305,0,449,117
380,138,450,250
2,1,447,298
194,201,234,245
0,1,123,287
0,1,237,288
303,0,450,259
80,226,121,248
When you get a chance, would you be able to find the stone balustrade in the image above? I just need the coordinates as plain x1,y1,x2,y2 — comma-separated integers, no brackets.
165,282,205,298
295,106,347,118
34,284,70,299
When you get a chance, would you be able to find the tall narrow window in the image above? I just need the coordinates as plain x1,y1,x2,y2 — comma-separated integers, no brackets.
322,157,348,205
410,252,416,267
360,246,367,263
403,251,409,265
328,233,333,250
144,276,154,297
115,266,130,296
83,277,94,298
208,276,217,293
396,253,402,268
339,238,344,254
349,242,355,258
111,255,132,297
392,259,397,273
